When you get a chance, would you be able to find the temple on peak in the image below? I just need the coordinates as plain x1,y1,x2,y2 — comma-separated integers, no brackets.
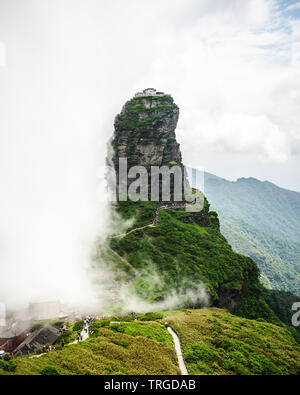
134,88,167,97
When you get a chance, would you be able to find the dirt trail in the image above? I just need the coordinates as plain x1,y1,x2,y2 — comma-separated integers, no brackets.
167,326,189,375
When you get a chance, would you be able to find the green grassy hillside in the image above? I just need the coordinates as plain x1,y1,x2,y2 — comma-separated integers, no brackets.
3,309,299,376
166,308,300,375
109,200,276,322
1,320,179,375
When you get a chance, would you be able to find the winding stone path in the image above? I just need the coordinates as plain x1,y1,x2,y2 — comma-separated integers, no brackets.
167,326,189,375
71,324,89,344
111,203,186,239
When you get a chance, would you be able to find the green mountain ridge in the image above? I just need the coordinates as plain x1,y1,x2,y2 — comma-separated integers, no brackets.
203,172,300,296
218,213,300,295
204,172,300,242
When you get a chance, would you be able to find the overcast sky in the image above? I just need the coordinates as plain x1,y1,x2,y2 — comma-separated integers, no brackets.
0,0,300,308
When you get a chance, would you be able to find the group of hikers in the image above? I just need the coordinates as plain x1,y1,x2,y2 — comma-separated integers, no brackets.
84,315,93,328
76,316,93,343
42,344,55,353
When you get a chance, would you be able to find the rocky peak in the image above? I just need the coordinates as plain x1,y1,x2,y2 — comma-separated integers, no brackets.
112,92,182,171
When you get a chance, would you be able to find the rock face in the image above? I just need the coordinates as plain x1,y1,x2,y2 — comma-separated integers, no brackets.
112,92,183,173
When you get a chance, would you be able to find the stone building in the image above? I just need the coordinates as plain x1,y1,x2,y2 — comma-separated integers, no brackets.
13,322,60,356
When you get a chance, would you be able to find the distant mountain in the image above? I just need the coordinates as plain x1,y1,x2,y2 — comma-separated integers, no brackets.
217,213,300,295
204,173,300,295
204,173,300,242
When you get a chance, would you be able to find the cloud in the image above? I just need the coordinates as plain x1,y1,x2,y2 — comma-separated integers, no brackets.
117,284,210,314
286,1,300,12
183,112,290,163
